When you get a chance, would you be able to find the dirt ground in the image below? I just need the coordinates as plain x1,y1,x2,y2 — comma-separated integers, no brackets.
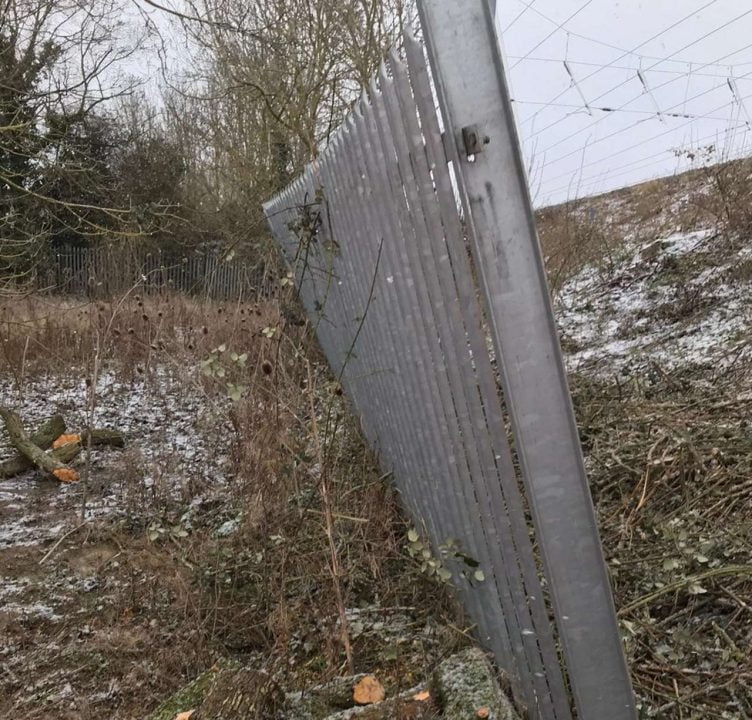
0,295,462,719
3,166,752,718
0,368,240,717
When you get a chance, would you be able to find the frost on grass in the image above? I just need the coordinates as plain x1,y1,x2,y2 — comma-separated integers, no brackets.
555,229,751,374
0,367,233,550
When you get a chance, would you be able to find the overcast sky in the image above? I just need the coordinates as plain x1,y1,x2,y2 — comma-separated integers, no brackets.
125,0,752,207
495,0,752,205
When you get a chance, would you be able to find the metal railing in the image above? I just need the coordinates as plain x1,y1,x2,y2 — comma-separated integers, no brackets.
263,2,636,718
33,245,271,301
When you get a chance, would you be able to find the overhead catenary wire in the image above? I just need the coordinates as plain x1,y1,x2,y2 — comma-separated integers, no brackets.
587,6,752,106
501,2,752,203
537,88,752,192
535,59,752,170
510,98,732,121
510,0,597,70
568,126,749,193
541,126,751,200
539,111,749,195
527,13,752,151
727,73,752,128
506,55,750,81
515,0,725,128
504,0,538,34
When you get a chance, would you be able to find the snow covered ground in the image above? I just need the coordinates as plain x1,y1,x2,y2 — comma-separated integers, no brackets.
555,229,752,376
0,368,233,551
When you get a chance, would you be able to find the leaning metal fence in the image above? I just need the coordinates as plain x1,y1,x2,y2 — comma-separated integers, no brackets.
263,2,635,719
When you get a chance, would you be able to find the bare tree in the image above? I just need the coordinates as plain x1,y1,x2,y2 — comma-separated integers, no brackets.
0,0,152,290
142,0,413,266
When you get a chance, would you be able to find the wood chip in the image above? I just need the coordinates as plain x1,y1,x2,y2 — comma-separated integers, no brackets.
52,433,81,449
52,467,79,483
174,711,195,720
353,675,385,705
413,690,431,702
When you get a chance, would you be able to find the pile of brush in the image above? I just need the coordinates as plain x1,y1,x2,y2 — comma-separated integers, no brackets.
571,356,752,717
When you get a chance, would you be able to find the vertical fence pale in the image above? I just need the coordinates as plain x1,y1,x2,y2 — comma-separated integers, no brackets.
262,3,636,718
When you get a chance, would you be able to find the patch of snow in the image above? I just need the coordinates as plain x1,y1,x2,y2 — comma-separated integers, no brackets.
0,366,235,550
214,516,241,538
0,602,63,622
555,230,751,374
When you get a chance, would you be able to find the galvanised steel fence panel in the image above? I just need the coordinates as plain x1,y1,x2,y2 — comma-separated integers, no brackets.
264,3,635,717
36,246,269,300
418,2,635,719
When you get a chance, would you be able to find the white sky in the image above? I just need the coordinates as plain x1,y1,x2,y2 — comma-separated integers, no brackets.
122,0,752,208
495,0,752,205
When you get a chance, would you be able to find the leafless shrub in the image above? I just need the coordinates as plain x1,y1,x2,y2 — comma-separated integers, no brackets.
537,202,626,292
678,147,752,242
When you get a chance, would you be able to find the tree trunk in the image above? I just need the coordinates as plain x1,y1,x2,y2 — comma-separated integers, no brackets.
83,429,125,449
0,415,66,478
0,407,78,482
44,430,126,467
1,409,126,482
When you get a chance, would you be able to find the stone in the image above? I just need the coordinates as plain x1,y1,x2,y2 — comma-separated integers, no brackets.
147,663,224,720
432,649,519,720
146,648,519,720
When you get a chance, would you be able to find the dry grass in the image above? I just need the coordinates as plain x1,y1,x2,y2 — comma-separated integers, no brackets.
540,156,752,717
0,291,278,377
536,153,752,293
537,203,625,293
4,152,751,718
571,358,752,718
0,289,463,719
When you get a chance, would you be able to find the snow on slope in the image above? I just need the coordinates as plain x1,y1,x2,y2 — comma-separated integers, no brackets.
555,229,752,375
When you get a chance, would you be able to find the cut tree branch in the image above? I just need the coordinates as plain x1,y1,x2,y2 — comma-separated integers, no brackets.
0,407,79,482
0,414,66,477
0,410,125,482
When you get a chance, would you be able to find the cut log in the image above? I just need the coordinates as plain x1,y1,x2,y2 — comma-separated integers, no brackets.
0,415,66,478
1,411,126,481
50,429,125,451
0,407,79,483
41,429,126,468
33,415,67,447
83,429,125,449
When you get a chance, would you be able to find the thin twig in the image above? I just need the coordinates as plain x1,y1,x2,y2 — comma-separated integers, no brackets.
39,521,88,565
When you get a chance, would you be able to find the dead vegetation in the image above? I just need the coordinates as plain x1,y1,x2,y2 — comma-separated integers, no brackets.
0,289,465,719
1,147,752,718
537,151,752,293
572,357,752,718
540,154,752,718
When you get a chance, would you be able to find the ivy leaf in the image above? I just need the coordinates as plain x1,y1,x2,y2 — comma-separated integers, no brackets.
407,529,419,543
437,568,453,583
227,384,243,402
